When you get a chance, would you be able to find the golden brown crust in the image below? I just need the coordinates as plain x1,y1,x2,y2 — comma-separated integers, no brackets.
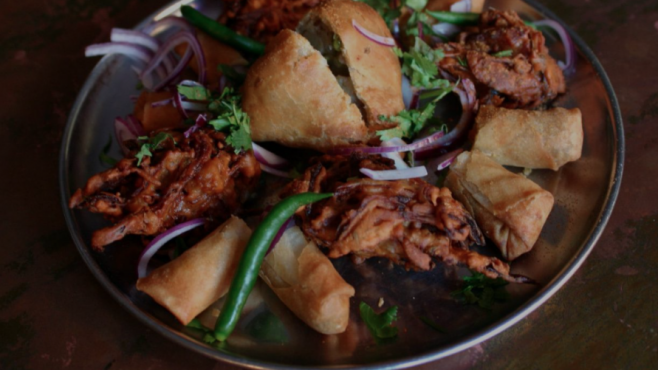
243,29,368,151
259,226,355,334
472,106,583,171
299,0,404,127
136,216,251,325
445,151,554,261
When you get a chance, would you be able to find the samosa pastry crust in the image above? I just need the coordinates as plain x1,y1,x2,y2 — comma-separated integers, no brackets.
472,106,583,171
260,226,355,335
243,29,367,151
297,0,404,127
445,151,554,261
136,216,251,325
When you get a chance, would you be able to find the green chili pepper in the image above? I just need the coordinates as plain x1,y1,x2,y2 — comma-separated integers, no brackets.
213,192,333,341
181,5,265,56
426,11,480,26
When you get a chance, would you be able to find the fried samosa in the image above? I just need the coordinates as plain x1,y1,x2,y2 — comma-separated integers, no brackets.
472,106,583,170
259,226,355,334
445,151,554,261
136,216,251,325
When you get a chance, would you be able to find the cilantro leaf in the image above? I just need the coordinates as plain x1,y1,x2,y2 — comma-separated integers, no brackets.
134,133,175,166
451,271,510,309
492,49,513,57
177,84,211,101
207,87,253,153
99,136,118,166
377,100,436,140
405,0,427,11
359,301,398,341
395,38,446,89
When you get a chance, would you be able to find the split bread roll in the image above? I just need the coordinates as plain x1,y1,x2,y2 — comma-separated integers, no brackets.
445,151,554,261
136,216,251,325
244,0,404,151
472,106,583,171
259,226,355,335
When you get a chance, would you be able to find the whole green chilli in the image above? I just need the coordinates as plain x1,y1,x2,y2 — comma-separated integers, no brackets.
213,192,333,341
181,5,265,56
425,11,480,26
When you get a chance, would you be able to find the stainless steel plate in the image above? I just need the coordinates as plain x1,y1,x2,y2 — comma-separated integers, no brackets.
59,0,624,368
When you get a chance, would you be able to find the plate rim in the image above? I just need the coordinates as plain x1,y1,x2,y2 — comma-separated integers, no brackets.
59,0,625,368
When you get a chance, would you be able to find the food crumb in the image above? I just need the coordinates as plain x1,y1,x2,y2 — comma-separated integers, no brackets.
523,168,532,176
378,297,384,307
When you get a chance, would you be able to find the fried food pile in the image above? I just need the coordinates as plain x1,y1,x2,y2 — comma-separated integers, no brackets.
285,154,524,282
437,9,566,108
69,128,260,250
221,0,321,43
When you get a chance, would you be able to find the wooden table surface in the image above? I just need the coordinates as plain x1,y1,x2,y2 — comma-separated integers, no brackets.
1,0,656,369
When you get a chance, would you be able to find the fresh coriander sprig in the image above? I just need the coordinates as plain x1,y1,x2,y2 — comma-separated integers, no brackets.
395,37,448,89
134,132,176,166
207,87,252,153
357,0,404,30
451,271,510,309
359,301,399,342
376,83,453,141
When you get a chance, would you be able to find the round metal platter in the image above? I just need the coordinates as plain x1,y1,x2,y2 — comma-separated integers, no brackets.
59,0,624,368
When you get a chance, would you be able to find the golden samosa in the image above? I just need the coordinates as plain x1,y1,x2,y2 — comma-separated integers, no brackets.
445,151,554,261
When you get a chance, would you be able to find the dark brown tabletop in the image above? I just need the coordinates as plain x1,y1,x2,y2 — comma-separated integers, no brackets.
1,0,656,369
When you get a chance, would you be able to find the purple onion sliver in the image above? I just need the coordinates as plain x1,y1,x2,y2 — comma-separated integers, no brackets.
126,115,145,136
137,218,205,278
450,0,472,12
110,28,159,52
352,19,395,47
533,19,576,74
360,166,428,180
266,217,296,256
252,142,291,169
142,16,194,35
85,42,153,63
259,163,291,178
115,117,136,155
151,98,173,107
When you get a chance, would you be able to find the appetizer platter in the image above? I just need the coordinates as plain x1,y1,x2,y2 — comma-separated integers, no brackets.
59,0,623,368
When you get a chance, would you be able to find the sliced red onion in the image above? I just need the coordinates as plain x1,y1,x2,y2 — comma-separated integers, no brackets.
414,79,476,158
184,114,207,138
432,23,461,38
252,143,291,170
381,138,410,169
392,18,401,40
178,79,204,88
126,115,145,136
352,19,395,47
86,42,153,63
110,28,159,52
428,148,464,172
171,89,188,118
360,166,428,180
180,101,208,111
137,218,205,278
141,30,204,91
417,21,424,39
142,16,195,35
151,98,173,107
330,130,445,155
533,19,576,74
259,163,291,178
115,117,138,155
450,0,472,12
266,217,296,256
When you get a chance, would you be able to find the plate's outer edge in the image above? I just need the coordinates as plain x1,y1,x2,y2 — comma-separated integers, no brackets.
59,1,625,369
